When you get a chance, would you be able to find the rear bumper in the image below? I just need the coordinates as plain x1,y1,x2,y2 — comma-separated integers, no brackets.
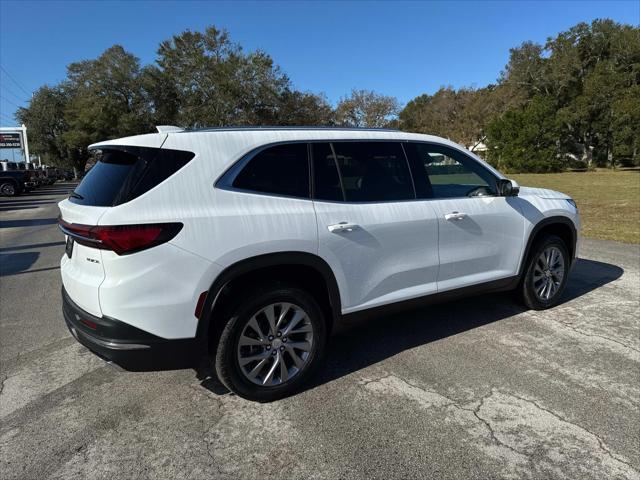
62,287,197,371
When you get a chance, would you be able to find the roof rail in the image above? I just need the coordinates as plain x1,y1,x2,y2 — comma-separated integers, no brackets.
187,126,401,133
156,125,185,133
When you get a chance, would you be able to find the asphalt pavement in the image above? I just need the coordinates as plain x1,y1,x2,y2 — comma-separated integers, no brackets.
1,183,638,479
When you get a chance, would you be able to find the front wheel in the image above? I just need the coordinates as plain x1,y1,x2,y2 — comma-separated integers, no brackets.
0,182,18,196
520,235,570,310
215,285,327,402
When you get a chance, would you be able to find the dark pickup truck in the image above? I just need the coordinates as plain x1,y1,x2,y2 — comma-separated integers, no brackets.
0,161,32,196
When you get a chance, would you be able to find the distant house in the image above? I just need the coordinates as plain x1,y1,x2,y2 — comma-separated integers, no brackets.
468,141,488,153
468,140,488,158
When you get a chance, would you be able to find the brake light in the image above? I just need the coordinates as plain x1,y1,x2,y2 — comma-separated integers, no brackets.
59,220,182,255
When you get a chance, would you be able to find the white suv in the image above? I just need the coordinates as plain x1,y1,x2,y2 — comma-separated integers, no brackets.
59,127,580,401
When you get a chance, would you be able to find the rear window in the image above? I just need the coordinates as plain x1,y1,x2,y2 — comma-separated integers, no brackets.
70,146,194,206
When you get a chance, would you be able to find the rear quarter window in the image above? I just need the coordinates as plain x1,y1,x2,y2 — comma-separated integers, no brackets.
70,147,194,206
231,143,310,198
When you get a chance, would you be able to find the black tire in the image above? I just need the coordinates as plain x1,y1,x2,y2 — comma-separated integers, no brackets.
0,181,18,197
214,284,327,402
520,235,570,310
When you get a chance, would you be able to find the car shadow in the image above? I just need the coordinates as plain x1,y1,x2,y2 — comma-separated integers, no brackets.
0,252,40,276
0,200,56,209
0,218,59,228
0,241,66,253
0,206,40,212
304,258,623,394
198,257,624,398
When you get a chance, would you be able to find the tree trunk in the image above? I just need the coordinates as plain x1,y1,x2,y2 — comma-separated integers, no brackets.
607,148,614,170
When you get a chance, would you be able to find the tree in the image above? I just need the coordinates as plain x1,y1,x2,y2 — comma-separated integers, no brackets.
335,89,399,127
18,45,152,173
545,20,640,168
62,45,152,172
612,84,640,165
276,91,334,126
499,41,550,102
15,85,69,167
486,96,563,173
151,26,291,127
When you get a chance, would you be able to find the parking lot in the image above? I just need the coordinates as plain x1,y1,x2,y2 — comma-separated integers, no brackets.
0,183,638,479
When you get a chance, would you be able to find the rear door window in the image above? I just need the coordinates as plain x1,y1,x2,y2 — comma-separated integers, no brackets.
70,147,194,206
311,143,343,201
331,142,414,202
232,143,310,198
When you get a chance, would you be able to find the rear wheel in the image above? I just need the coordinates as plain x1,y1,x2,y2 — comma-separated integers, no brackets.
0,181,18,196
520,235,570,310
215,284,327,402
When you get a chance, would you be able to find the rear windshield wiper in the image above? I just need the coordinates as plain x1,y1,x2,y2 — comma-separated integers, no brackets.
69,192,84,200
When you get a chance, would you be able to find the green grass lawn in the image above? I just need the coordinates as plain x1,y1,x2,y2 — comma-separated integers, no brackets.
510,171,640,244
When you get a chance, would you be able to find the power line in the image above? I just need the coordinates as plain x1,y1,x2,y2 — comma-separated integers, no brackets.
0,83,28,103
0,66,31,97
0,94,22,109
0,115,19,127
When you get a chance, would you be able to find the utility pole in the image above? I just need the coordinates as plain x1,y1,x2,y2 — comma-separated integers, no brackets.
22,124,29,163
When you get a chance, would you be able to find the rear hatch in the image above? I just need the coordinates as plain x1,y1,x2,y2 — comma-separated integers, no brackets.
59,201,109,316
59,138,194,317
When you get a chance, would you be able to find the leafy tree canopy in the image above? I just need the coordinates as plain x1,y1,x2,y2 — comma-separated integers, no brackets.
399,19,639,171
335,89,400,128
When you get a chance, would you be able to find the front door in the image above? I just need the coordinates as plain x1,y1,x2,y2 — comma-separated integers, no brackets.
404,142,525,292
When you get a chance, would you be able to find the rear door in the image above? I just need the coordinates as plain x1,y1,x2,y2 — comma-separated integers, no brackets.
404,142,524,291
312,141,439,314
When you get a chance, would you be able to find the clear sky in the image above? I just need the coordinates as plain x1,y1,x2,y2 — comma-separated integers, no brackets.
1,0,638,129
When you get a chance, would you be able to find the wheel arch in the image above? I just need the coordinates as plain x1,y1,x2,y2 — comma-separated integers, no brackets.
195,251,342,361
519,216,577,277
0,177,19,187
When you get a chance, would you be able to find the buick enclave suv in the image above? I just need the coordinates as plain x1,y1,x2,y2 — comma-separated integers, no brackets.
59,127,580,401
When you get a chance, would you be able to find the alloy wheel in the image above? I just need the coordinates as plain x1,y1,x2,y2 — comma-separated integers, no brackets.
236,302,314,386
533,246,565,301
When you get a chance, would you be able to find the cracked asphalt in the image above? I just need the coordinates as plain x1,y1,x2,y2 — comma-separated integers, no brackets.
1,184,639,479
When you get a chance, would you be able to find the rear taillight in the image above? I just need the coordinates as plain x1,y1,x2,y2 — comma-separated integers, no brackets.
59,219,182,255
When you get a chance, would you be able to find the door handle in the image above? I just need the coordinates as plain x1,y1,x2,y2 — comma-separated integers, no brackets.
328,222,359,233
444,211,467,221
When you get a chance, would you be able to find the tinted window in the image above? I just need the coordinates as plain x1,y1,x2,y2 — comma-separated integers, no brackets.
233,143,309,198
332,142,413,202
405,143,496,199
70,147,194,206
2,162,18,171
311,143,343,201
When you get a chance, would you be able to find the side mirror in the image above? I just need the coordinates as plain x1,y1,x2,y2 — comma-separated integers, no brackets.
498,179,519,197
